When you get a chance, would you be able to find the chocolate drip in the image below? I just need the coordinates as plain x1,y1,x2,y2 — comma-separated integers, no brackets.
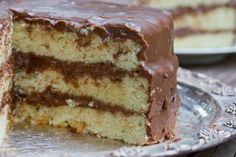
12,86,141,115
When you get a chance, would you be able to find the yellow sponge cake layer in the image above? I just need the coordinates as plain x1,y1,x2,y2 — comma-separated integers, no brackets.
13,102,148,145
13,20,142,71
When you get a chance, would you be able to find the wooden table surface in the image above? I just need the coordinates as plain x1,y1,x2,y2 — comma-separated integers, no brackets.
180,54,236,157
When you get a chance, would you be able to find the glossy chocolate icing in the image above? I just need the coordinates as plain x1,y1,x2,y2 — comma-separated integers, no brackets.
1,0,179,144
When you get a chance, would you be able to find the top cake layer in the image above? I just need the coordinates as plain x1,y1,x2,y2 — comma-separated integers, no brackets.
8,0,177,72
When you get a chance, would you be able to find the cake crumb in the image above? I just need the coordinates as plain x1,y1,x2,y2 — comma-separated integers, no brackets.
66,99,76,107
88,101,94,107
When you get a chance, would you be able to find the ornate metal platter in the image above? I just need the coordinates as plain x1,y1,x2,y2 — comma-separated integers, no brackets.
0,68,236,157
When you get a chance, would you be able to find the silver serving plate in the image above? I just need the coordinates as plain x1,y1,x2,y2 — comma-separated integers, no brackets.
0,68,236,157
175,46,236,65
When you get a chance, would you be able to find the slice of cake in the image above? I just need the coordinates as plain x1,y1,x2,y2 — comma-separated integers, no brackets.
0,3,13,144
136,0,236,48
0,0,179,145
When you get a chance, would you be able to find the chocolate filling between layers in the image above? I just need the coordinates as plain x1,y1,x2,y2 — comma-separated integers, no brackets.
12,86,141,116
12,51,150,83
175,28,236,37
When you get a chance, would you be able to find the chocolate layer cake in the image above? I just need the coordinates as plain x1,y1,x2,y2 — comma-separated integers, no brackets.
136,0,236,48
0,0,179,145
0,2,13,144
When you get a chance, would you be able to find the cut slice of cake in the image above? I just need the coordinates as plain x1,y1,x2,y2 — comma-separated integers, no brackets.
0,0,180,145
135,0,236,48
0,3,13,144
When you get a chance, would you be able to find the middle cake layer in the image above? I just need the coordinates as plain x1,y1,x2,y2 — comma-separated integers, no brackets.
13,52,150,113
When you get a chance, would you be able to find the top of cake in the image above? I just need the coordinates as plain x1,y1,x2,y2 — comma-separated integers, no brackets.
5,0,178,72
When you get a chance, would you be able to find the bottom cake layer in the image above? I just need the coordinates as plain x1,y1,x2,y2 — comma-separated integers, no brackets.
0,105,10,145
13,102,149,145
175,32,235,48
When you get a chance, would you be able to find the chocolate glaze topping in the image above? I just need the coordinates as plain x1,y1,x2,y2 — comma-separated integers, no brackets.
0,0,179,144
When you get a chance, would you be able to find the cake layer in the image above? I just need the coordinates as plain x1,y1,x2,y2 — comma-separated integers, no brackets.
14,69,149,113
13,102,148,145
13,20,144,71
12,86,138,115
175,31,235,48
173,6,236,31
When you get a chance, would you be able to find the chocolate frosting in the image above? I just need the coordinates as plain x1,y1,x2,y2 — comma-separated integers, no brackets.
1,0,179,144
